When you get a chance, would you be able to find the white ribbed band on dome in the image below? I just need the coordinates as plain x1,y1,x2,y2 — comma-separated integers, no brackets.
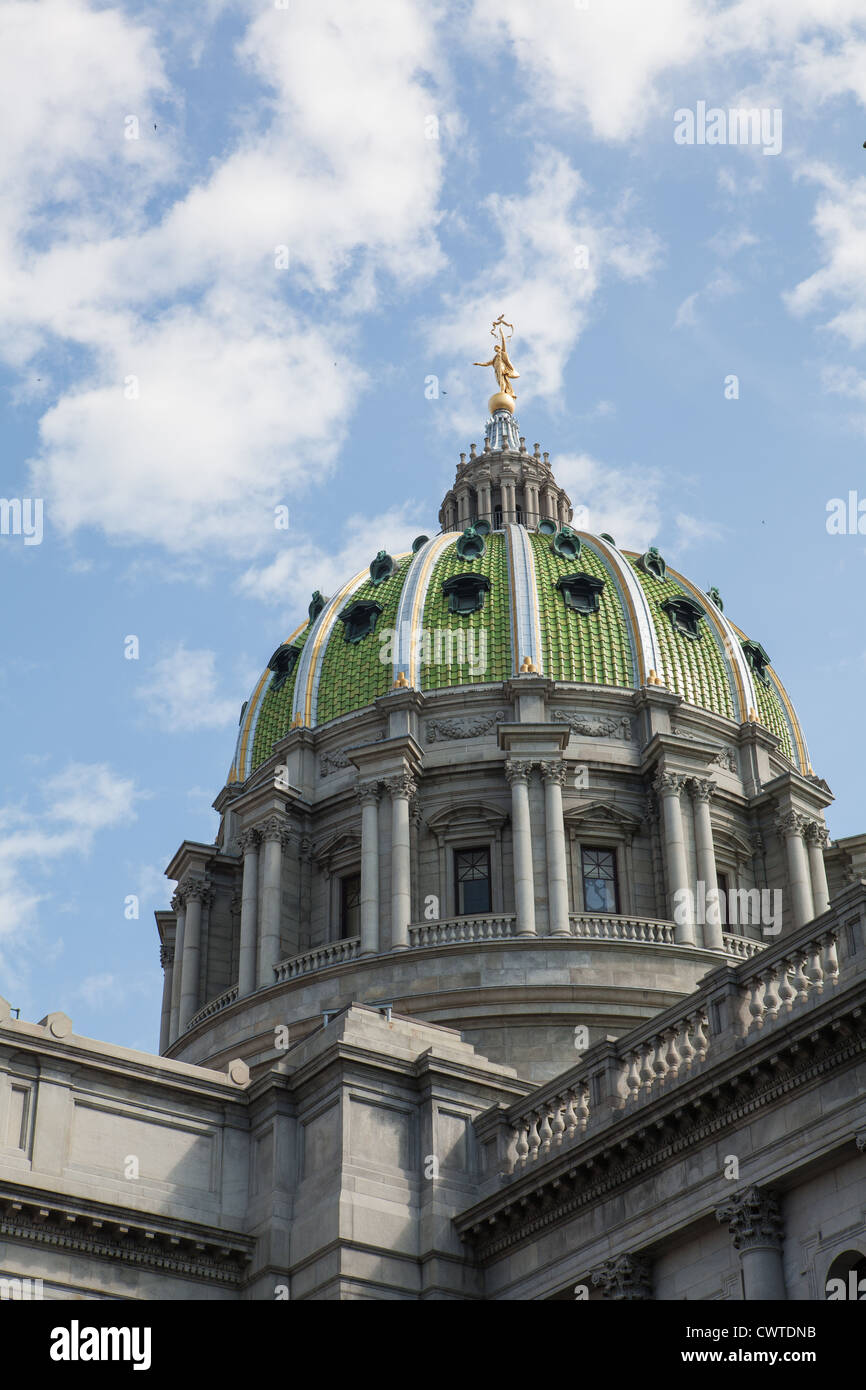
291,566,370,729
392,532,459,689
577,535,640,683
588,534,662,683
670,571,758,723
506,523,543,675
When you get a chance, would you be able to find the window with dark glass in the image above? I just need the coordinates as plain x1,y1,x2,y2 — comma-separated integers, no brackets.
340,872,361,939
581,847,619,913
454,846,492,915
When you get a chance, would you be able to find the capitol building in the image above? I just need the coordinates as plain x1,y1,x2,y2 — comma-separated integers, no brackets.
1,349,865,1301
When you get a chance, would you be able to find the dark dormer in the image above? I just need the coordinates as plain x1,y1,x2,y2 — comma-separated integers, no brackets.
456,525,486,561
338,599,383,644
369,550,395,586
638,547,666,580
556,572,605,615
267,642,302,690
442,573,491,616
551,526,580,561
741,638,772,685
659,595,704,640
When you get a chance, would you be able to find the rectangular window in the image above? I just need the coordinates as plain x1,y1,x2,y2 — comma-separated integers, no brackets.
340,872,361,939
454,846,492,916
581,846,619,913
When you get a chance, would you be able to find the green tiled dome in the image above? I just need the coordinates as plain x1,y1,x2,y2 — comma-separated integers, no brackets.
229,527,809,782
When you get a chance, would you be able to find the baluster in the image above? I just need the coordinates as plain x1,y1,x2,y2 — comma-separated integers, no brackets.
692,1012,709,1060
808,938,825,994
792,952,810,1002
777,958,796,1012
626,1050,642,1103
653,1034,670,1087
539,1107,554,1154
527,1112,542,1161
575,1085,590,1130
747,974,765,1031
515,1122,529,1168
664,1027,682,1078
679,1019,696,1070
762,967,781,1021
823,933,839,988
563,1089,578,1137
551,1099,566,1146
639,1041,655,1094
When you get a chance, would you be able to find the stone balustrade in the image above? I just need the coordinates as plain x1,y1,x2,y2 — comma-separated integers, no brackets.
273,936,361,982
409,915,516,947
187,985,239,1029
568,914,675,944
499,908,859,1177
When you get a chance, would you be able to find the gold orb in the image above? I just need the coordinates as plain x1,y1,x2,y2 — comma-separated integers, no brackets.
488,391,515,415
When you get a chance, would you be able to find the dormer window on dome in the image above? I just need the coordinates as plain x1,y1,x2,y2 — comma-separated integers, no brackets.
456,525,486,561
551,526,580,561
338,599,383,644
741,638,772,685
267,642,302,690
638,547,666,580
660,595,705,640
369,550,395,586
556,572,605,615
442,573,491,616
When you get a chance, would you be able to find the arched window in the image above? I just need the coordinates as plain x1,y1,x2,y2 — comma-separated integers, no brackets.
824,1249,866,1300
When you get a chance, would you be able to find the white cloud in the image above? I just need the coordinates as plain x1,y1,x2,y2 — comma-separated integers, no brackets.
0,762,139,985
237,503,432,613
425,149,661,428
785,165,866,346
1,0,449,557
673,512,726,548
553,451,662,551
135,644,241,732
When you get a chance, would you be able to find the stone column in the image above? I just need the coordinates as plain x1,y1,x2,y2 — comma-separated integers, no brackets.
477,480,492,528
168,890,186,1045
654,771,694,945
689,778,723,950
804,821,831,918
238,828,260,998
502,480,516,525
357,782,381,957
386,773,416,950
524,481,538,528
159,943,174,1053
178,878,208,1034
777,812,814,928
258,816,287,988
716,1186,786,1300
541,762,570,936
457,488,470,527
506,760,536,937
590,1254,653,1301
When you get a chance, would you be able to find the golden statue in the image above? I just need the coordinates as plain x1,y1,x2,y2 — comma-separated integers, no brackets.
474,314,519,413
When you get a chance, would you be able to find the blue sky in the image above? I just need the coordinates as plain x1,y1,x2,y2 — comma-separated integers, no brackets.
2,0,866,1051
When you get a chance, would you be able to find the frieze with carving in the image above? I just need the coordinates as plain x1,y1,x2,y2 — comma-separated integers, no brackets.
425,709,507,744
553,711,633,741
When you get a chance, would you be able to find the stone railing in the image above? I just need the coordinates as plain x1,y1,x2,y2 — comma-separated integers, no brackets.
273,936,361,982
722,932,764,959
188,985,239,1029
497,909,859,1176
568,914,675,944
409,915,516,947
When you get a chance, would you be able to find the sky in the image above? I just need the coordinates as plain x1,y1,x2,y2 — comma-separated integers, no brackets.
1,0,866,1052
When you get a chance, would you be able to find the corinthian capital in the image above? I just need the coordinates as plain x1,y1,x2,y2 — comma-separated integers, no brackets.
384,772,417,800
539,761,567,787
257,814,291,846
687,776,716,803
653,769,685,797
803,819,830,849
178,875,212,906
715,1186,783,1252
238,827,261,854
355,779,381,806
505,759,534,785
775,810,806,840
159,944,174,969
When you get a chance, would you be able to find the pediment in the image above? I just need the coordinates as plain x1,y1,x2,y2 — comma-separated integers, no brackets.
425,801,509,836
564,801,643,832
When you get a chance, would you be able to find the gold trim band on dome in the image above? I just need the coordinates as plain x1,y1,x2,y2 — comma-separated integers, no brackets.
299,567,371,728
768,668,809,772
587,540,652,684
666,567,749,722
231,620,306,783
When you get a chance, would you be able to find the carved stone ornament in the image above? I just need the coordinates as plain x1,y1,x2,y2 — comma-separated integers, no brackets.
426,709,507,744
355,779,381,806
539,761,568,787
711,746,738,773
504,759,535,785
590,1253,653,1300
715,1186,783,1252
653,769,685,796
384,773,417,800
775,810,806,839
688,777,716,803
553,710,632,741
